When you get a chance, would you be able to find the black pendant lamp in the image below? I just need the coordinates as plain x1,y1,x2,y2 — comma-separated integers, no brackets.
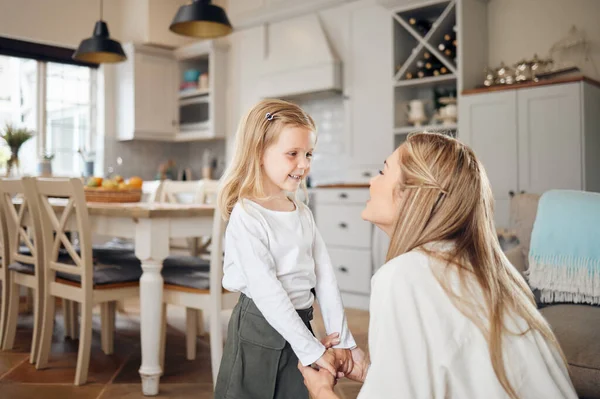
73,0,126,64
170,0,233,39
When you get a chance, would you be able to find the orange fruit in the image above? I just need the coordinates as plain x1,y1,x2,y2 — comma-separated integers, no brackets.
127,176,143,189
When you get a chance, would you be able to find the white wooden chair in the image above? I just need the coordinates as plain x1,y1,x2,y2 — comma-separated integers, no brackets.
0,178,45,364
159,206,238,386
0,183,7,348
157,179,219,256
32,177,142,385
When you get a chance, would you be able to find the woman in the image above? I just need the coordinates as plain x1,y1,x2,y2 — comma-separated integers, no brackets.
299,133,576,399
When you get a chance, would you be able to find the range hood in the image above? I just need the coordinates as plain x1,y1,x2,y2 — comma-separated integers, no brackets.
258,14,342,99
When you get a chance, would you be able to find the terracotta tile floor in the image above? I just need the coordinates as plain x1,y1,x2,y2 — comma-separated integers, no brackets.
0,299,369,398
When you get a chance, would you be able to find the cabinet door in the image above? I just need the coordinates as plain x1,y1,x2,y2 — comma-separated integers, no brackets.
134,51,178,137
458,91,518,228
349,4,393,167
517,83,582,194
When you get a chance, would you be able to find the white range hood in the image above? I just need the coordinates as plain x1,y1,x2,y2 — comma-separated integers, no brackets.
258,14,342,99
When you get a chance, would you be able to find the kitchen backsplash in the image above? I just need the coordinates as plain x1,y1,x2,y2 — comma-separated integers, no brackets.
292,92,346,186
103,137,226,181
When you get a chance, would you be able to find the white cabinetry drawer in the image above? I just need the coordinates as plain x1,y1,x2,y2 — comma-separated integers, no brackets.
315,204,371,248
315,188,370,205
328,248,371,294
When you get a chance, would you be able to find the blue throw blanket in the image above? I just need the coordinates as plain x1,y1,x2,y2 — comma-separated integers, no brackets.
528,190,600,305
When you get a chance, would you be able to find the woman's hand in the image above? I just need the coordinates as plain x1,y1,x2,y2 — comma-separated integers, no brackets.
298,362,339,399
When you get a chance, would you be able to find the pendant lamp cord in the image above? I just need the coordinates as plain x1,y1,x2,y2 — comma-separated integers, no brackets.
100,0,103,20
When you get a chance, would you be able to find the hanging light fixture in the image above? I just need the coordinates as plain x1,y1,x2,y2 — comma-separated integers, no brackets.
170,0,233,39
73,0,126,64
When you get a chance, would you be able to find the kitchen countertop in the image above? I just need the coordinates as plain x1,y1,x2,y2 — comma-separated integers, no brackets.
312,183,370,189
462,75,600,96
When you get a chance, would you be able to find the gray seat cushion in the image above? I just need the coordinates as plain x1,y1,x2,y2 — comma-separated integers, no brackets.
8,262,34,274
56,259,143,286
540,304,600,398
162,266,210,290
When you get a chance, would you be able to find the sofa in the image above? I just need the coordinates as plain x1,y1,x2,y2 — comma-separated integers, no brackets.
503,193,600,399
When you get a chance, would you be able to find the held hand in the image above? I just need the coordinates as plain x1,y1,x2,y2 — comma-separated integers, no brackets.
332,348,353,376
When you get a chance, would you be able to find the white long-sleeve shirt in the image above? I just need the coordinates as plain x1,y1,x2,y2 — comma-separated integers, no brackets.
359,245,577,399
222,199,356,366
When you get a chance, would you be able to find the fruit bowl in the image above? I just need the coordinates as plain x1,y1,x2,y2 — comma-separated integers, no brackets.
84,187,142,203
84,175,143,203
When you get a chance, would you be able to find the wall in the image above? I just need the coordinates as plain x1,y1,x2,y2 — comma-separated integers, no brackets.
487,0,600,80
0,0,123,48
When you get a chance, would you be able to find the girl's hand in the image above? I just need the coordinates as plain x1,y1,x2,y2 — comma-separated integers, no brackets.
298,361,338,399
314,349,337,377
332,348,353,376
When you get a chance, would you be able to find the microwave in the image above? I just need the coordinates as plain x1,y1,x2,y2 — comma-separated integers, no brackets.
179,96,210,131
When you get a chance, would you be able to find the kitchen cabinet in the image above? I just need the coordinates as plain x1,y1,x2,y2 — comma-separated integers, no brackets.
459,80,600,228
115,43,179,141
348,3,394,173
227,0,358,29
313,187,389,310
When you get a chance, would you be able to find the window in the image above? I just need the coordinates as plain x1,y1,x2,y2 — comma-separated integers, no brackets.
0,39,97,177
46,63,96,177
0,56,38,176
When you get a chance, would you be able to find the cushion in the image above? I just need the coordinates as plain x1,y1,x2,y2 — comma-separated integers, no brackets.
8,261,34,274
56,259,143,286
509,193,540,262
540,304,600,398
162,266,210,290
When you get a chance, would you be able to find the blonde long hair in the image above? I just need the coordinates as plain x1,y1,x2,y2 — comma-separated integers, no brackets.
389,132,567,399
218,99,316,219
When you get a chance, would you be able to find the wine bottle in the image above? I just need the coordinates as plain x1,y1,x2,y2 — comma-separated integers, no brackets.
444,33,453,42
440,66,448,74
416,60,425,69
423,51,431,60
425,61,443,70
433,69,441,77
405,72,414,79
408,17,431,36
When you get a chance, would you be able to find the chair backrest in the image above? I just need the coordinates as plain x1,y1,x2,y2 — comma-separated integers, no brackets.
209,206,226,296
142,180,163,203
0,180,15,284
28,177,95,294
157,179,219,205
0,178,44,284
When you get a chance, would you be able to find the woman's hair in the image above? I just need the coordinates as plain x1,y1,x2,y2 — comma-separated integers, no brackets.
387,132,567,399
218,99,316,219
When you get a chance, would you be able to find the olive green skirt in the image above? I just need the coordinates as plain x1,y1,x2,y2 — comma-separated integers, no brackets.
214,294,315,399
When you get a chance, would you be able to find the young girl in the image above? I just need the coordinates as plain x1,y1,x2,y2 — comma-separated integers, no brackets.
214,99,356,399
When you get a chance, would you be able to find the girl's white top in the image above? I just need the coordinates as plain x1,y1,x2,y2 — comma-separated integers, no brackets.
222,199,356,365
358,244,577,399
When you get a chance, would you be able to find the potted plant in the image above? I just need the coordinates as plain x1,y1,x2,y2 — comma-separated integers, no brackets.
38,153,54,177
0,123,34,177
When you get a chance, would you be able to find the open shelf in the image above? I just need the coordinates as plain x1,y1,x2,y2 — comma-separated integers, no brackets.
394,124,457,134
179,88,210,100
395,74,456,88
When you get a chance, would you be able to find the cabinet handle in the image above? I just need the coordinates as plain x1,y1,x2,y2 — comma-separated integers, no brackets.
339,192,348,199
362,171,372,177
509,190,515,197
338,222,348,229
338,266,348,273
520,190,525,194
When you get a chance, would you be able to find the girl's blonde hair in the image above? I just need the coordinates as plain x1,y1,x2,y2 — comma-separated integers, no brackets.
388,132,568,399
218,99,316,219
